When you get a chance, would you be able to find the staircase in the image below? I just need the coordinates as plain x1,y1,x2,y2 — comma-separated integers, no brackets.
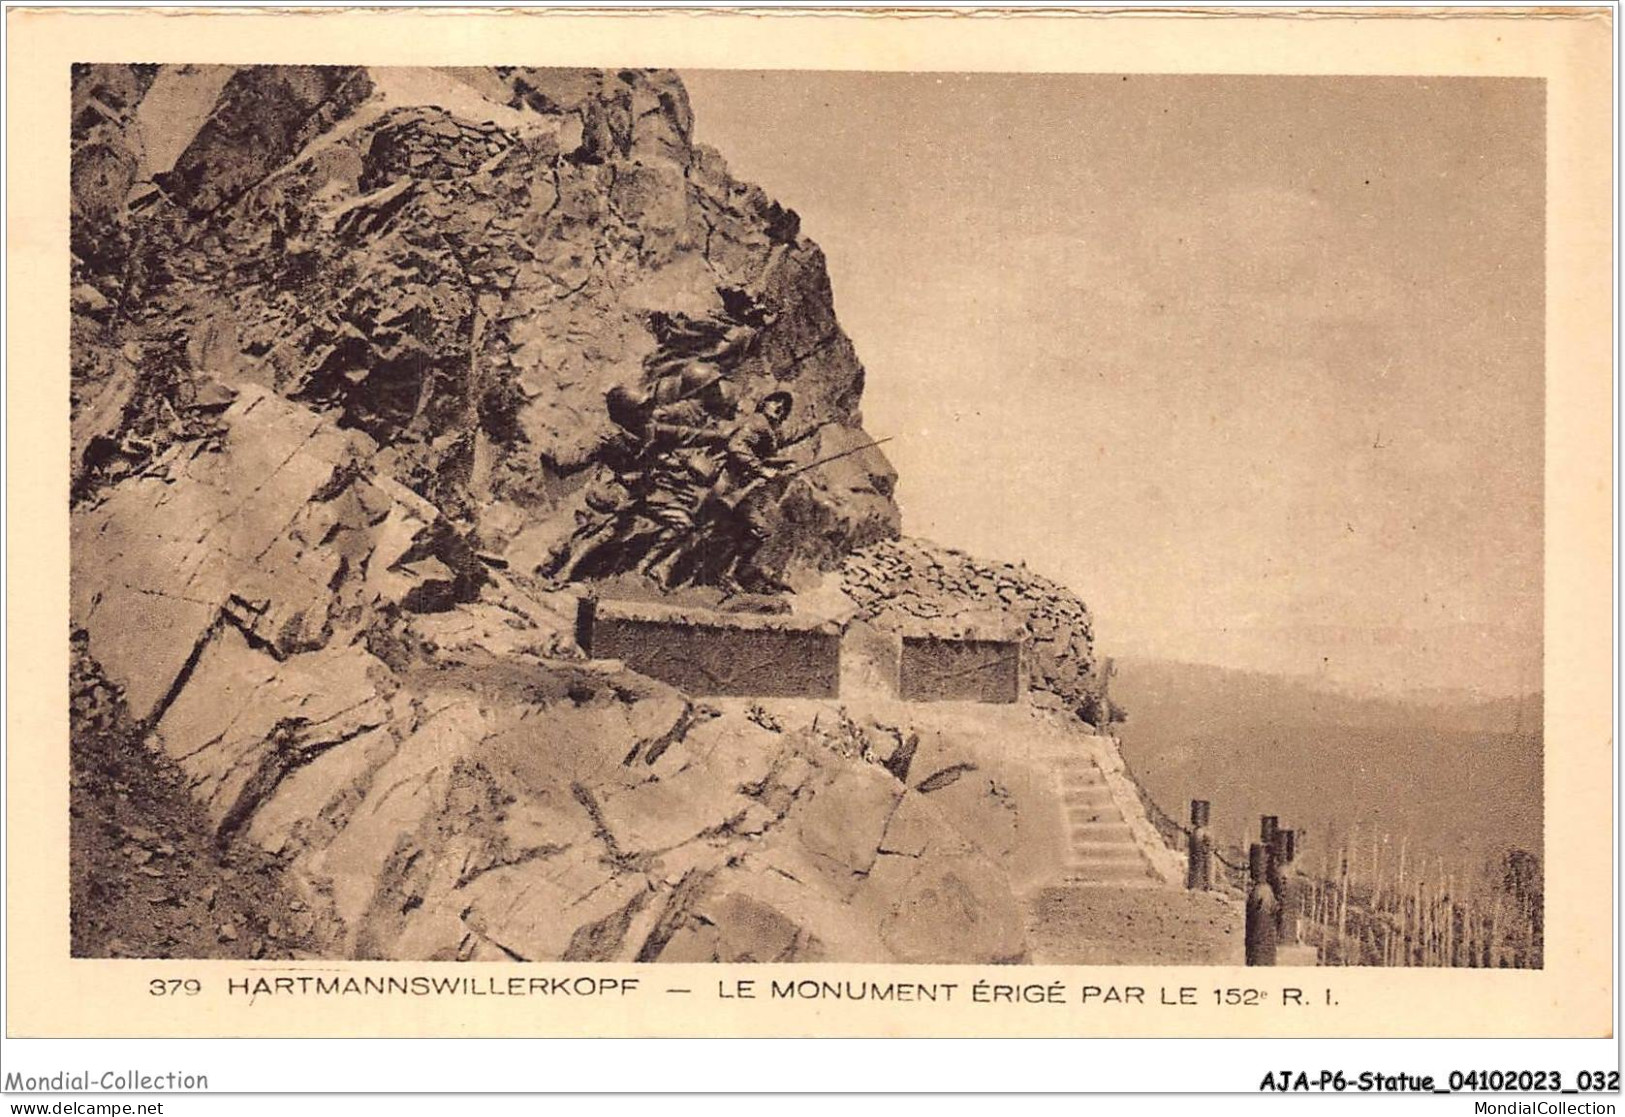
1025,738,1245,965
1052,748,1164,886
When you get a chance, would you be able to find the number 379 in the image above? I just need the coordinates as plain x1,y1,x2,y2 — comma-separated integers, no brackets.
148,978,202,996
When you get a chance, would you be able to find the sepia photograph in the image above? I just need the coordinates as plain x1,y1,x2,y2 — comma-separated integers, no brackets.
3,2,1616,1084
63,60,1548,971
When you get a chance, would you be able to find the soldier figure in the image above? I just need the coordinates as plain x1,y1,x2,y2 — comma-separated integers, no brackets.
647,372,739,450
712,390,794,594
638,376,740,574
552,372,736,581
644,309,762,385
549,288,811,591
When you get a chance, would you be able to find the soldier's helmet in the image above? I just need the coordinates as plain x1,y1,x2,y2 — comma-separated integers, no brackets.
605,384,647,431
760,391,793,422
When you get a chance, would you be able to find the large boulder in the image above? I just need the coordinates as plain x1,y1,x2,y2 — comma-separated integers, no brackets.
159,66,375,216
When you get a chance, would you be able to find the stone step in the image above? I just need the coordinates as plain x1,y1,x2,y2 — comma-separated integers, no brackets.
1061,786,1117,807
1058,767,1107,786
1065,804,1125,825
1068,820,1134,841
1054,873,1167,890
1044,744,1174,891
1068,841,1146,860
1062,859,1159,883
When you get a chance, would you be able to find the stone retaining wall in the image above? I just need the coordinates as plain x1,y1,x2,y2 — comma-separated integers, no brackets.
577,597,841,698
840,538,1101,714
899,635,1024,704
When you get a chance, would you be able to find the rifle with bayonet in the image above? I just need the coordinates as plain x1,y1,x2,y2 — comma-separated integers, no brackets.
781,435,894,479
723,435,894,506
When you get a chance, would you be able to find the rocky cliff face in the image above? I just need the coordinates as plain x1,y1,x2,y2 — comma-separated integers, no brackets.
69,66,1115,963
71,64,898,574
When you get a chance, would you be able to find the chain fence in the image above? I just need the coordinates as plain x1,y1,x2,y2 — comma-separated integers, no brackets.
1115,745,1251,890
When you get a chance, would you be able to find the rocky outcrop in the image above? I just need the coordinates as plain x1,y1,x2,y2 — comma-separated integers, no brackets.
159,66,376,216
70,63,160,271
70,637,334,960
117,585,1036,961
71,384,482,723
69,65,899,584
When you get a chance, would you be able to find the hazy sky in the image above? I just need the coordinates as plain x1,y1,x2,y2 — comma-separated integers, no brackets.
683,73,1544,699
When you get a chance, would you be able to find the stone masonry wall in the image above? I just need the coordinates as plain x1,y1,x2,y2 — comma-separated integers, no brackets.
841,538,1104,718
579,598,841,698
899,635,1024,704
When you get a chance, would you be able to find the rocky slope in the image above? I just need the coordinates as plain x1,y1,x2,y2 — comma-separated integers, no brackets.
66,374,1079,960
71,638,331,960
69,66,1129,962
71,64,898,574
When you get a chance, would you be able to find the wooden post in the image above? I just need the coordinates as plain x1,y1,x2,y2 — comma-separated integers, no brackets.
1246,843,1278,966
1274,828,1300,944
1397,835,1408,892
1316,848,1329,942
1488,896,1502,969
1186,799,1213,891
1346,822,1360,903
1466,894,1478,968
1413,878,1424,965
1371,831,1383,915
1267,828,1285,933
1425,877,1437,966
1314,875,1325,947
1336,849,1350,962
1261,815,1283,934
1396,836,1409,965
1449,877,1462,962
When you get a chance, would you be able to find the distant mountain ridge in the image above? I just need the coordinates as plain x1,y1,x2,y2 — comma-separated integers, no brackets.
1107,656,1542,879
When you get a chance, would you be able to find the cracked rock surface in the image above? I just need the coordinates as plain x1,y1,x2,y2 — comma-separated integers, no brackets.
71,64,897,574
67,66,1162,963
